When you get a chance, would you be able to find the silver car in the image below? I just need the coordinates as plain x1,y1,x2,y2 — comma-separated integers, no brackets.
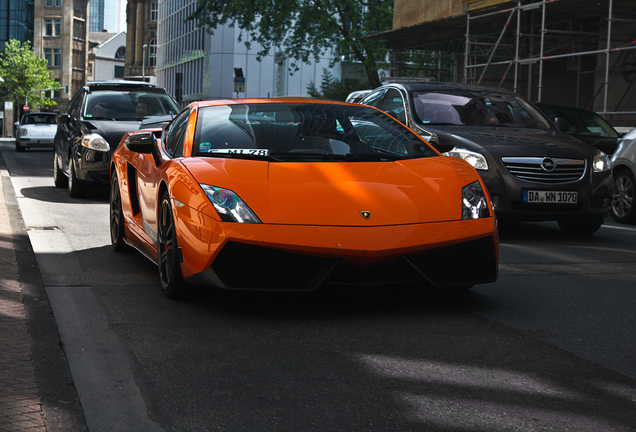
611,128,636,223
15,112,58,152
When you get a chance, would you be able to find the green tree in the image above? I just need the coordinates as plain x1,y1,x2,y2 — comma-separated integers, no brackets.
307,68,368,101
0,40,59,114
188,0,392,87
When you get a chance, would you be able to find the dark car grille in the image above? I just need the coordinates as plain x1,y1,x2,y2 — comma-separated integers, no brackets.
209,237,497,291
501,157,586,184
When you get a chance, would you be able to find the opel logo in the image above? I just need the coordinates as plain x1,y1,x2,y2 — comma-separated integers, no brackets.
360,211,371,220
540,157,557,172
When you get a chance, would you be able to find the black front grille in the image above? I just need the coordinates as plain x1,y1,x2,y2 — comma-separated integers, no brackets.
501,157,586,184
209,237,497,291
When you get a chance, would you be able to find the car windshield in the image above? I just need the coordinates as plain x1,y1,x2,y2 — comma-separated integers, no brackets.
22,114,57,125
539,105,619,138
83,90,180,121
192,103,438,161
410,90,551,130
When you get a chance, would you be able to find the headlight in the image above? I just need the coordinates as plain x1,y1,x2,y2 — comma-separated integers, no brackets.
462,181,490,220
444,147,488,170
81,133,110,152
200,184,261,223
20,128,28,136
592,151,611,173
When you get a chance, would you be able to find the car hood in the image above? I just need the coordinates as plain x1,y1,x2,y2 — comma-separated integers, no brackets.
181,156,479,226
420,125,596,158
83,119,142,152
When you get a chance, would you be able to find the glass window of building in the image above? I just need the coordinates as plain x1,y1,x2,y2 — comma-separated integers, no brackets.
45,0,63,6
149,39,157,67
45,18,62,36
150,1,158,21
44,48,62,67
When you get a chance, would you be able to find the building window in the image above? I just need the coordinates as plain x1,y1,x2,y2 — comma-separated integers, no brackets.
45,0,62,6
150,1,158,21
73,49,85,69
44,48,62,67
44,18,62,37
115,46,126,60
149,38,157,67
73,19,86,41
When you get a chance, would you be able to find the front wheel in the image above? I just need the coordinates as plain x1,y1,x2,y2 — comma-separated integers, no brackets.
110,171,129,252
158,192,186,299
68,160,86,198
611,169,636,224
15,139,25,152
557,219,602,236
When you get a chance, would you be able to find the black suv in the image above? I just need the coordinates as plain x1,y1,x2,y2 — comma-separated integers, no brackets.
54,81,180,197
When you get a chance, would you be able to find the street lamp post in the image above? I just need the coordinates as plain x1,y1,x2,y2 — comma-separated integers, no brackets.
142,44,148,82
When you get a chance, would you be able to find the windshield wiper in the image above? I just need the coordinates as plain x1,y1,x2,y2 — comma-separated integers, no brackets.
204,152,285,162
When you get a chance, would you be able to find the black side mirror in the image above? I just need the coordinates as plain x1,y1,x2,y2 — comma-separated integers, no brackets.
124,131,162,166
554,117,571,133
56,113,71,127
428,133,456,154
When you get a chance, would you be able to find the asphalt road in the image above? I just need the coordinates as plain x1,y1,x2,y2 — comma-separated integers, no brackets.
3,142,636,432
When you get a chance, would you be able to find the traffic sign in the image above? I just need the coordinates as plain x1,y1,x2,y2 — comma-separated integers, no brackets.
23,105,29,112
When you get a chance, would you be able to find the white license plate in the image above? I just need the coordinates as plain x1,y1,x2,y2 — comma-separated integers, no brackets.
523,190,577,204
37,140,53,145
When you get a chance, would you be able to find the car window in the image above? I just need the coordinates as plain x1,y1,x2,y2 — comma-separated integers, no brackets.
192,103,437,161
163,109,191,158
361,90,384,108
22,114,57,125
379,89,406,123
83,90,180,121
540,106,618,138
67,89,85,118
410,90,551,129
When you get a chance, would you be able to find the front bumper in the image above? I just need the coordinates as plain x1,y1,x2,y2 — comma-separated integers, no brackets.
175,206,498,291
479,161,613,222
74,147,112,184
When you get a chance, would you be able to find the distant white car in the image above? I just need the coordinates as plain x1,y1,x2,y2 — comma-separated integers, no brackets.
345,90,373,104
611,127,636,223
15,112,58,152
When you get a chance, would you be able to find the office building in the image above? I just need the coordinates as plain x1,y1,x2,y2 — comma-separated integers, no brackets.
89,0,122,33
0,0,34,48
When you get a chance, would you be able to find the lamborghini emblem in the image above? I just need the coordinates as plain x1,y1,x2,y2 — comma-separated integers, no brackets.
360,211,371,220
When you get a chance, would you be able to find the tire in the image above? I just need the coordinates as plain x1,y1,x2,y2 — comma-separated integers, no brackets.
611,169,636,224
53,154,68,188
68,160,86,198
557,219,602,236
110,171,129,252
158,192,186,299
15,139,25,152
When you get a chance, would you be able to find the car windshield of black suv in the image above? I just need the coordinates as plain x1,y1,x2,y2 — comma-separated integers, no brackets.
192,103,439,162
410,90,551,130
83,91,180,121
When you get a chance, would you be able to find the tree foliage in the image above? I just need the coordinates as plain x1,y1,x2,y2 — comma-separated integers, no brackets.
189,0,393,87
307,68,368,101
0,40,59,113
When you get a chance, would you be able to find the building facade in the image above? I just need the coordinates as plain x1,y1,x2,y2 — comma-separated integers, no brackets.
155,0,342,104
33,0,90,111
124,0,157,81
0,0,34,48
87,31,126,81
89,0,122,33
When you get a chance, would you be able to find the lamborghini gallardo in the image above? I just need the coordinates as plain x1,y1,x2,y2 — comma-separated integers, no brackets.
109,99,498,298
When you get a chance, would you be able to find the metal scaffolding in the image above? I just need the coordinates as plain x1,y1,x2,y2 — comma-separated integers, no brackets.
463,0,636,119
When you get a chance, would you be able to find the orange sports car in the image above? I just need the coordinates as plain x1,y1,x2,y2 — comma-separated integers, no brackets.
109,99,498,298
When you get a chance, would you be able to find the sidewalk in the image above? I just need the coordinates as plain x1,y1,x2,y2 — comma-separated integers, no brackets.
0,144,87,432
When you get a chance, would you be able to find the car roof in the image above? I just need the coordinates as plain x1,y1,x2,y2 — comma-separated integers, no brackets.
189,98,364,109
378,82,517,97
85,80,164,93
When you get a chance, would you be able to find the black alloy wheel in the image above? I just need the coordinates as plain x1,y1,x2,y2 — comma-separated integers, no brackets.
611,169,636,224
53,154,68,188
158,191,186,299
68,160,86,198
557,219,603,236
110,171,129,252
